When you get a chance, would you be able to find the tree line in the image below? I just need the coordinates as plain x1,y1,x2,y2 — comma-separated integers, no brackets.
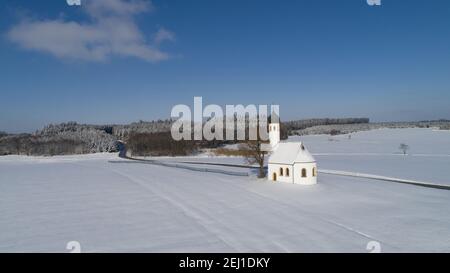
5,117,449,157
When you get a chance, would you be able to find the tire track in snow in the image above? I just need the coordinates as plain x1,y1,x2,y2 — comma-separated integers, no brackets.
107,162,372,251
73,160,240,252
115,166,291,252
207,175,401,251
242,186,401,251
112,157,404,250
104,166,241,252
319,169,450,190
161,165,395,251
141,158,450,191
313,153,450,157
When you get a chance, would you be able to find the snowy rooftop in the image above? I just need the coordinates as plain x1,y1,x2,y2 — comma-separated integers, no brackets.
269,142,315,164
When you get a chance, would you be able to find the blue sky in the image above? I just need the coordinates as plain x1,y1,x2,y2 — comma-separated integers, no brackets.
1,0,450,133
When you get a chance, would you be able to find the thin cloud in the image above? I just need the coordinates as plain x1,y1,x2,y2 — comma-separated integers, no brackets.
154,27,176,45
7,0,174,62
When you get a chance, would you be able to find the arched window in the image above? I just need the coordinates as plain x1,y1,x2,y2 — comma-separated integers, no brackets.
280,167,284,176
312,167,317,177
286,168,290,177
301,168,307,178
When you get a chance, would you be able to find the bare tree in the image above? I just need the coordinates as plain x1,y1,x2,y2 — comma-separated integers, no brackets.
238,117,271,178
399,143,409,155
239,139,267,178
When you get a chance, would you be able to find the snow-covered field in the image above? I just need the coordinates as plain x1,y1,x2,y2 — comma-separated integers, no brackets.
297,128,450,185
1,128,450,252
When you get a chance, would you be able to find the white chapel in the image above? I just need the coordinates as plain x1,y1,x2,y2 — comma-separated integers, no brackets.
267,120,317,185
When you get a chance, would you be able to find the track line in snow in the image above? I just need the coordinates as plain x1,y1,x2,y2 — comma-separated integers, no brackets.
110,158,250,176
200,174,399,251
227,180,398,250
108,156,436,250
313,153,450,157
129,158,450,191
319,170,450,190
108,160,384,251
73,160,240,252
106,166,241,252
122,157,450,191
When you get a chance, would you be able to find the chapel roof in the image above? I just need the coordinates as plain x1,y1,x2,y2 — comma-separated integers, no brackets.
268,142,315,164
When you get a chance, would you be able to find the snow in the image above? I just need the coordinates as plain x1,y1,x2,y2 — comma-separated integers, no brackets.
1,128,450,252
316,155,450,185
292,128,450,185
295,128,450,155
319,169,450,189
269,142,315,164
